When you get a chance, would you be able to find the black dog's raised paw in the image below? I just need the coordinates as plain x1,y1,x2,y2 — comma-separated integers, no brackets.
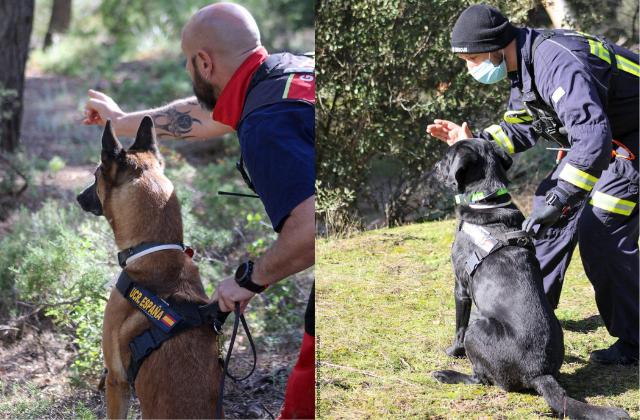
445,344,466,358
432,370,454,383
433,369,482,385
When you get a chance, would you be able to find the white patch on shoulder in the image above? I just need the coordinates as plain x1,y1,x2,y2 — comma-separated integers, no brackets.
552,86,566,104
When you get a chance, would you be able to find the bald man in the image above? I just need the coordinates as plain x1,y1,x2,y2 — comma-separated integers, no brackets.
84,3,315,419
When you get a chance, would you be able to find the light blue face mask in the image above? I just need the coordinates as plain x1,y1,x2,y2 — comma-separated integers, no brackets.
469,50,507,84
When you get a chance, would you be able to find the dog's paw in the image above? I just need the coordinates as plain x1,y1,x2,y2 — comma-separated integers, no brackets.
445,344,466,358
432,370,459,384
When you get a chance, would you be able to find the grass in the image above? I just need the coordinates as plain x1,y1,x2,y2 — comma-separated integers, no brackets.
316,219,639,419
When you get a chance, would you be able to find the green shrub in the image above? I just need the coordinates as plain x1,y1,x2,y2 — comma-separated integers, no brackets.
0,201,116,374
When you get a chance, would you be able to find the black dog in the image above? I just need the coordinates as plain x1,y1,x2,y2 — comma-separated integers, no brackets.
433,139,630,420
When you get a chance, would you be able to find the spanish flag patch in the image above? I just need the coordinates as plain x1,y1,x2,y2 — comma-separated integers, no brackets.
161,314,176,328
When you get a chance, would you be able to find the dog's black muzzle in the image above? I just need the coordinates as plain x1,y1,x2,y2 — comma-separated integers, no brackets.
77,183,104,216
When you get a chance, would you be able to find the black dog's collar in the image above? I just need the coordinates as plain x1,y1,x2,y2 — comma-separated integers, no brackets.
455,188,509,205
118,242,186,268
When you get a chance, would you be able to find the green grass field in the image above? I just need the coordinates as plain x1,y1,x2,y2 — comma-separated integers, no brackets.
316,219,639,419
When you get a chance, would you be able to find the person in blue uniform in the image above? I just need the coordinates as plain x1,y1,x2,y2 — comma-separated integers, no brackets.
428,4,639,365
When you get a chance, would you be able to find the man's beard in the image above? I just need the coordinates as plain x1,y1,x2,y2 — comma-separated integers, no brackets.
192,66,222,113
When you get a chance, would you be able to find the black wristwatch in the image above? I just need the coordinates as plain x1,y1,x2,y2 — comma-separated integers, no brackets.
235,261,267,294
545,191,569,214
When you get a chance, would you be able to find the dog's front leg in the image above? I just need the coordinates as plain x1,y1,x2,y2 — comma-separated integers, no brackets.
105,370,131,419
446,283,472,357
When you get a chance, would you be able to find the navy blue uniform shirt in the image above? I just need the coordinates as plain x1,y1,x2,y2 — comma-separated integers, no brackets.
238,102,315,232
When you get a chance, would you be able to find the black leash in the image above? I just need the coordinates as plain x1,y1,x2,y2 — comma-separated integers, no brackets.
216,301,257,419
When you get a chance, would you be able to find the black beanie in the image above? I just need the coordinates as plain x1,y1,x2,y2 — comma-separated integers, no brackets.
450,4,517,54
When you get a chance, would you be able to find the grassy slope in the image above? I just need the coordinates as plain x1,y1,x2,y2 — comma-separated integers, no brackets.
316,219,639,419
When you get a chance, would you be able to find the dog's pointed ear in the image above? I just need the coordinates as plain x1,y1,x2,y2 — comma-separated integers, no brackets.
446,145,478,192
489,141,513,171
130,115,158,153
101,119,124,161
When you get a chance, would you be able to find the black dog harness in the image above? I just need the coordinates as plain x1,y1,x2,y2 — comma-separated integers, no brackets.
115,271,234,383
114,243,256,419
459,221,534,277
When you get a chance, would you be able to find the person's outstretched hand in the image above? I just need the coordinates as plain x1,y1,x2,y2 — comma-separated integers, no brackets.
83,90,125,127
427,119,472,146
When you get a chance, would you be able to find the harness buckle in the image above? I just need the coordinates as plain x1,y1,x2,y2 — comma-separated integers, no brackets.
465,252,482,276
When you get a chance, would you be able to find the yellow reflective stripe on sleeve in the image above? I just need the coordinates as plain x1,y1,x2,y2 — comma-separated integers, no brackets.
587,39,639,77
504,110,533,123
558,163,599,191
485,125,514,154
590,191,636,216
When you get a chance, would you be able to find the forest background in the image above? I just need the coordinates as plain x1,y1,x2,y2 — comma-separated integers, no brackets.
0,0,313,418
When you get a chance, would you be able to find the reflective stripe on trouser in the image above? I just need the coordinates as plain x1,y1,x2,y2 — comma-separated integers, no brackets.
532,132,639,353
277,332,315,419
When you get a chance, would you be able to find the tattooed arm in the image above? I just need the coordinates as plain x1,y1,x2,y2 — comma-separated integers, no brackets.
83,90,234,140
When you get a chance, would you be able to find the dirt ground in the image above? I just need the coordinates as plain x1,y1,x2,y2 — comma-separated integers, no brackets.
0,69,309,419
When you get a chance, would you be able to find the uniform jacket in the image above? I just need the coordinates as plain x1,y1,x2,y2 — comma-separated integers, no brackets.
477,28,639,206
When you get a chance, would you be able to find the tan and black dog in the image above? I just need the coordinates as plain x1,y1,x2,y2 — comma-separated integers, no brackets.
77,117,223,419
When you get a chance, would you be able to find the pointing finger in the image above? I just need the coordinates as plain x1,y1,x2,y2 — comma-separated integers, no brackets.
88,89,109,101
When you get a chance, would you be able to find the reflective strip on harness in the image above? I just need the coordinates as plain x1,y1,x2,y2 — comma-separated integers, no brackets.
504,110,533,123
587,39,640,77
485,125,514,154
590,191,636,215
461,223,499,254
559,163,599,191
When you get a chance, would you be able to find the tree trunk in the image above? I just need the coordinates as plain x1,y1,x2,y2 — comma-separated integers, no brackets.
542,0,575,29
43,0,72,50
0,0,34,153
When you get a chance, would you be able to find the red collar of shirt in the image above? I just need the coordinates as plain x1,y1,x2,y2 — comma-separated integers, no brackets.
212,47,269,129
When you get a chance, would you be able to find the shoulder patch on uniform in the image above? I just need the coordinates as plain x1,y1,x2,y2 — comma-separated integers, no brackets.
552,86,566,104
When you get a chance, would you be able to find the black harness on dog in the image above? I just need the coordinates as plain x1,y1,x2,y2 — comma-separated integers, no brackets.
113,243,257,419
459,221,534,277
115,271,234,383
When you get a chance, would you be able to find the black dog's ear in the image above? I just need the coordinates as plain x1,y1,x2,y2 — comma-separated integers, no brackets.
489,141,513,171
447,145,478,192
130,116,158,153
101,119,124,161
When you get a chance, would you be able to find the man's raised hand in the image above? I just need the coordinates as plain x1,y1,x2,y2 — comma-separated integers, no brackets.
427,119,472,146
83,90,125,127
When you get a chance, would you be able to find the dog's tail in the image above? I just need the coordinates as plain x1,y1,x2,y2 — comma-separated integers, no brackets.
531,375,630,420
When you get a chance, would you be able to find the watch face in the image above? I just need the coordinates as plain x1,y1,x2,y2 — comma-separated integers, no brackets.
236,263,248,281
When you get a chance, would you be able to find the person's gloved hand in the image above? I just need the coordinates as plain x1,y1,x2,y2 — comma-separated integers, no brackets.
522,204,563,239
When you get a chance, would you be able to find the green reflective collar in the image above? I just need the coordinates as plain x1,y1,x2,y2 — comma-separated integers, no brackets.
454,188,509,205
